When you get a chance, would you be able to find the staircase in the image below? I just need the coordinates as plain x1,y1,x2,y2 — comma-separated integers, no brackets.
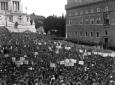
7,24,36,33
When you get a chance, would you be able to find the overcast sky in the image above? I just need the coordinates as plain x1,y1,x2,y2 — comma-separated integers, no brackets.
21,0,67,17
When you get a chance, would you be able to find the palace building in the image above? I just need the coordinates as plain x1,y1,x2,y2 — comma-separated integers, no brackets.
65,0,115,47
0,0,36,32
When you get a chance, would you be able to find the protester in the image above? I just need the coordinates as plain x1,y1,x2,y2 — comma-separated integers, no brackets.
0,32,114,85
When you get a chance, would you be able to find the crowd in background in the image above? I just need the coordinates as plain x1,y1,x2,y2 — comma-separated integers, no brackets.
0,32,114,85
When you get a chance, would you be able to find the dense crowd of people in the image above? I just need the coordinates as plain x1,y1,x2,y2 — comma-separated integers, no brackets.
0,31,114,85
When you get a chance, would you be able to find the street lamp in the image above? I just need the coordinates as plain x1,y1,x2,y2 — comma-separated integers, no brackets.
5,10,7,28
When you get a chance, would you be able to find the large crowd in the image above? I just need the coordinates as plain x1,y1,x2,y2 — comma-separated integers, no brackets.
0,31,114,85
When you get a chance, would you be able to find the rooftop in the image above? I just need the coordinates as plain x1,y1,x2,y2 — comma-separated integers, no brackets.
66,0,107,9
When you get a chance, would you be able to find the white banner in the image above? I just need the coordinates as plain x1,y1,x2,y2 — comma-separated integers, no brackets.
59,59,77,66
50,63,56,68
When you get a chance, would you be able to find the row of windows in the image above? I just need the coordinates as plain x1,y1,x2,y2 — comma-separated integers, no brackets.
69,32,100,38
1,2,8,10
68,6,109,16
68,30,108,38
1,1,20,11
68,17,102,25
68,13,110,25
13,1,20,11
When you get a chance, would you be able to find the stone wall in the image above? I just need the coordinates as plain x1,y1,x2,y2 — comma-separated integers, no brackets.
66,0,115,46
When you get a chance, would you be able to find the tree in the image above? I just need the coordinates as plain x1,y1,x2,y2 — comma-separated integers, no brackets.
30,13,45,29
43,15,66,37
34,18,44,29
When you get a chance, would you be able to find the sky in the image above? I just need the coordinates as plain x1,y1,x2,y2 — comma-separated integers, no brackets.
21,0,67,17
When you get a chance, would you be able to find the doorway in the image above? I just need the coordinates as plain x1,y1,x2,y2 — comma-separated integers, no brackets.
104,38,108,49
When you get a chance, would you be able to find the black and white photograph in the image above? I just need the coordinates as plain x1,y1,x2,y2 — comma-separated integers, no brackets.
0,0,115,85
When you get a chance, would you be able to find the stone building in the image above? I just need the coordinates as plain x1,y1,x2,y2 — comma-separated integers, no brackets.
65,0,115,47
0,0,36,32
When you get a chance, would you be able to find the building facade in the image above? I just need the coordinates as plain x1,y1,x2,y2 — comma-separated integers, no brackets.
65,0,115,47
0,0,36,32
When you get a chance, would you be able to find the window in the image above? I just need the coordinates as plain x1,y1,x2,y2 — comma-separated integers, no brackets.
85,32,88,37
5,2,8,10
85,10,89,14
105,6,109,12
80,21,83,24
69,19,72,24
96,32,100,38
104,13,110,25
1,2,3,10
69,13,72,16
80,32,83,36
90,18,95,24
75,32,77,35
92,18,95,24
85,19,89,24
73,32,75,37
68,32,71,37
97,8,101,12
80,17,83,24
96,17,101,24
13,1,20,11
17,1,20,11
90,32,93,37
91,9,94,13
1,2,8,10
80,11,83,15
70,32,72,36
105,30,108,35
75,12,78,16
